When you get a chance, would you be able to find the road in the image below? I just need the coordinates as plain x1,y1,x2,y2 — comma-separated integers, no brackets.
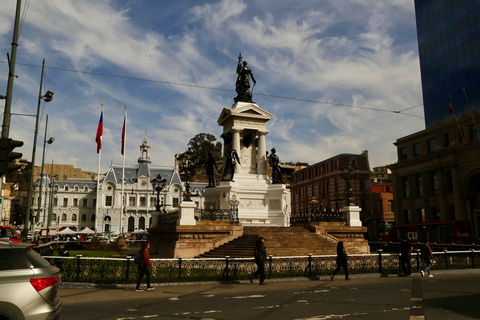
60,270,480,320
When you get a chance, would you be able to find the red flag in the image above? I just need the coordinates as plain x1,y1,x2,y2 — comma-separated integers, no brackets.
121,117,126,155
95,110,103,154
448,100,454,114
131,188,134,195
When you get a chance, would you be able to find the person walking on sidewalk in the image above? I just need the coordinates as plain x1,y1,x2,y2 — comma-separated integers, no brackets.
420,240,434,278
136,242,155,291
331,241,349,281
399,236,413,276
250,237,267,285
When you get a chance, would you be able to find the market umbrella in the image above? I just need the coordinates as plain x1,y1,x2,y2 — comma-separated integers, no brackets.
57,227,77,235
78,227,95,234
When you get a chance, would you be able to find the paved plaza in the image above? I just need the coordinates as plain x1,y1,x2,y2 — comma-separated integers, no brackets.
59,269,480,320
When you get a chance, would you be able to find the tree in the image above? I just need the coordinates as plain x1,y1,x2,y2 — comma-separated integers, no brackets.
187,133,222,166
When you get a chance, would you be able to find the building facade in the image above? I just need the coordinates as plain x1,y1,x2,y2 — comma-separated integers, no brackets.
414,0,480,128
370,167,394,240
290,151,372,233
390,110,480,242
31,137,207,234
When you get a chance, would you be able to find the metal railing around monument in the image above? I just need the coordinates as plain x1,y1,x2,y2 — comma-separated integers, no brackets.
290,210,346,226
194,198,239,223
44,249,480,284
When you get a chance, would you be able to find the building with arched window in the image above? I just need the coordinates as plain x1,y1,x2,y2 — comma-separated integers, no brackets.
31,137,207,234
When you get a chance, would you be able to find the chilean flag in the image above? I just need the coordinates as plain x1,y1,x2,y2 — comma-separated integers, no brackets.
121,117,126,155
95,110,103,154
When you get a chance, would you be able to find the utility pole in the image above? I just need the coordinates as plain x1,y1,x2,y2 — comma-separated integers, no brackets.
2,0,22,139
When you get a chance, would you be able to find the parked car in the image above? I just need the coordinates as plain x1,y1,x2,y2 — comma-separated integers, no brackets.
0,225,21,243
0,240,63,320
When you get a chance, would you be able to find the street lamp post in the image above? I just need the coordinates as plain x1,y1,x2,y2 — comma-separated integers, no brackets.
24,59,54,240
38,115,54,223
151,174,167,227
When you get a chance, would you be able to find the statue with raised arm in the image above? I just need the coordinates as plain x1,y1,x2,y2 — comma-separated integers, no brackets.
267,147,283,184
234,53,256,103
221,144,241,182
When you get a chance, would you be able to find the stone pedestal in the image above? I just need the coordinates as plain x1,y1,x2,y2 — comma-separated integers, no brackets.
343,205,362,227
178,201,197,226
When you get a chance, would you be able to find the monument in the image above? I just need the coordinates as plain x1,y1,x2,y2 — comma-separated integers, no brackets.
203,54,291,227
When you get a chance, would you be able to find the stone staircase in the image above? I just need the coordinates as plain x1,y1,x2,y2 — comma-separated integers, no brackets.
197,226,340,258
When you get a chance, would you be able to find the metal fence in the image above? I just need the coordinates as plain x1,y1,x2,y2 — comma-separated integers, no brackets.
44,249,480,284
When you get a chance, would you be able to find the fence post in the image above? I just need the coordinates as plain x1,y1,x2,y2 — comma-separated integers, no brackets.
377,249,383,275
126,256,131,283
178,257,182,282
225,256,230,280
308,254,312,277
76,255,82,282
471,249,476,269
444,250,448,270
415,249,420,273
268,255,273,279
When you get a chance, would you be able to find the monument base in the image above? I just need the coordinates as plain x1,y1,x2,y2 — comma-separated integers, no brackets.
203,173,291,227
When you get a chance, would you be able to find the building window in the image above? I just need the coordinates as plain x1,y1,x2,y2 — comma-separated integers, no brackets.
150,197,156,207
399,147,408,160
63,198,68,207
93,198,96,207
431,172,439,194
74,186,78,191
81,214,86,223
61,214,67,222
129,196,135,206
73,198,78,207
53,197,58,206
52,213,56,222
432,207,440,221
387,200,393,213
470,125,479,140
443,132,450,148
65,186,69,191
417,174,423,196
140,197,146,206
413,143,421,156
404,210,411,223
91,214,95,223
427,138,437,153
84,186,88,192
82,198,88,207
173,198,179,208
105,196,112,207
71,214,77,222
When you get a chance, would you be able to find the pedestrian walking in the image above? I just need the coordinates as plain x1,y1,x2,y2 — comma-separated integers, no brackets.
420,240,434,278
330,241,349,281
250,237,267,285
136,242,155,291
399,236,413,276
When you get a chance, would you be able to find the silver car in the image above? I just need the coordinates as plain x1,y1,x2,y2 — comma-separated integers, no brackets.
0,240,63,320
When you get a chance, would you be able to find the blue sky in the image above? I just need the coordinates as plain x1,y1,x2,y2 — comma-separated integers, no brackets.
0,0,424,173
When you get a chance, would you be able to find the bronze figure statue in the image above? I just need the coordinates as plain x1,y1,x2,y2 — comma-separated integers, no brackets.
267,147,283,184
204,151,218,187
234,53,256,103
222,144,241,181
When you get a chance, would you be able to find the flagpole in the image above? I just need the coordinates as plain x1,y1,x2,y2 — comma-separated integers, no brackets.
120,105,128,236
95,103,104,234
448,95,465,143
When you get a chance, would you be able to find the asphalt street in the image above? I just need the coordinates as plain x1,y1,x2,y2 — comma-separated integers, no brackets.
59,270,480,320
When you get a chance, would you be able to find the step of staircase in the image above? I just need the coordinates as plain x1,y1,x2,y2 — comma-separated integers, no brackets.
197,226,340,258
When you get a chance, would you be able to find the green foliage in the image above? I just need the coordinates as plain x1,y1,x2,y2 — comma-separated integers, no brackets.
187,133,222,167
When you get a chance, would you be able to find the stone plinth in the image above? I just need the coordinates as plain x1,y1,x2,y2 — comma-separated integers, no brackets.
178,201,196,226
343,205,362,227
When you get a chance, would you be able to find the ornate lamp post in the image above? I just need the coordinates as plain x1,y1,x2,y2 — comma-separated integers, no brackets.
342,159,358,206
177,150,199,202
150,173,167,228
151,173,167,212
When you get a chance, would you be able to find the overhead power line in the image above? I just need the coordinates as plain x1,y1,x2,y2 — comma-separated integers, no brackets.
1,60,424,118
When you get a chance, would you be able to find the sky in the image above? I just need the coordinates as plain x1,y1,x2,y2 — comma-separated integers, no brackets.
0,0,425,174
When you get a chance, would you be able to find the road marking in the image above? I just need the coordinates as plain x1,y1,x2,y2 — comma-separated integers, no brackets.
229,294,266,299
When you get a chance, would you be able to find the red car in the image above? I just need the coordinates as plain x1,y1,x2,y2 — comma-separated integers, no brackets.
0,225,22,242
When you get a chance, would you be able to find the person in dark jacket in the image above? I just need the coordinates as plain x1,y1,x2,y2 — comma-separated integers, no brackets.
330,241,349,281
399,236,413,276
136,242,155,291
250,237,267,285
